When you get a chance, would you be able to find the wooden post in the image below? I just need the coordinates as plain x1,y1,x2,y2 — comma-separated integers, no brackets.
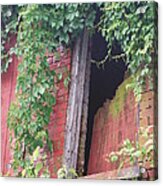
77,50,91,176
63,28,90,172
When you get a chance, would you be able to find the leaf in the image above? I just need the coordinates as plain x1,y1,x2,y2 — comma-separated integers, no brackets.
64,33,69,44
124,139,131,147
68,168,78,177
57,73,62,81
22,169,26,177
51,22,56,28
39,86,45,95
64,78,69,88
17,125,23,134
6,10,12,17
57,166,67,178
146,144,154,153
35,162,43,175
110,155,118,162
33,147,40,160
47,139,53,153
133,150,141,158
136,6,147,15
141,146,147,155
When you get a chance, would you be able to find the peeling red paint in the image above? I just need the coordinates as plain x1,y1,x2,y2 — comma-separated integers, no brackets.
1,36,71,177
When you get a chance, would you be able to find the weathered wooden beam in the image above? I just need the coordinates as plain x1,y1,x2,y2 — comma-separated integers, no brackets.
77,50,91,176
63,28,90,172
63,37,80,169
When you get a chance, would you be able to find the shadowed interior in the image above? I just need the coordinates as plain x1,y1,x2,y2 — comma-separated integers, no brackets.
84,27,127,175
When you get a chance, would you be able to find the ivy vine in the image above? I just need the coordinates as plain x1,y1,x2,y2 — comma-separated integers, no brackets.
3,4,96,177
99,1,157,100
1,5,19,72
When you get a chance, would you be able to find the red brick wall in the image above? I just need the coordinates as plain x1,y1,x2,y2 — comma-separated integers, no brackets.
1,36,71,177
48,52,71,178
87,76,155,175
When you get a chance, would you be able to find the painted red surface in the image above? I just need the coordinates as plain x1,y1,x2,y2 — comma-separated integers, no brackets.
87,85,155,175
1,54,19,175
1,36,156,179
1,36,71,177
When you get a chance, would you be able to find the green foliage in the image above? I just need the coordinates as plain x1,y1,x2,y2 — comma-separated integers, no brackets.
109,74,133,118
7,5,57,175
3,3,96,177
1,5,19,72
1,3,96,72
106,126,157,177
110,154,118,163
57,165,78,179
20,147,50,178
100,1,157,100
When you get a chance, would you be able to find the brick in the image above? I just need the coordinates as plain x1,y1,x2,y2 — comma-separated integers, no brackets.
56,111,67,119
53,149,63,156
56,117,66,126
53,131,64,141
57,88,68,97
59,102,68,111
55,125,65,133
56,95,67,104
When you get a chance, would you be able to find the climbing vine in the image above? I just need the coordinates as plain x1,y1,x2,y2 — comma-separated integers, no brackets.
99,1,157,100
1,4,96,72
5,4,96,177
1,5,19,72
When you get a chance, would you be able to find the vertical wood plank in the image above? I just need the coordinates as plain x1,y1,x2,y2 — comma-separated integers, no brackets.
63,29,90,172
77,50,91,176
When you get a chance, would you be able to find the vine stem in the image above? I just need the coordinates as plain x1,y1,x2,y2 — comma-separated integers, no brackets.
91,53,126,67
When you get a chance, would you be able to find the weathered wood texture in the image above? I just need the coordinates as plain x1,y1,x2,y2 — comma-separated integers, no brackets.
77,50,91,176
63,29,90,171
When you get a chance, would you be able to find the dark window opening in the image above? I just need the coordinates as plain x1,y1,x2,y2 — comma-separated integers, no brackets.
84,9,127,175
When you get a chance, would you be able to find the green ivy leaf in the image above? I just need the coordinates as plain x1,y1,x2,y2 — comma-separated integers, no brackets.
39,86,45,95
64,77,70,88
110,155,118,162
133,150,141,158
33,147,40,160
57,73,62,81
35,162,43,175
